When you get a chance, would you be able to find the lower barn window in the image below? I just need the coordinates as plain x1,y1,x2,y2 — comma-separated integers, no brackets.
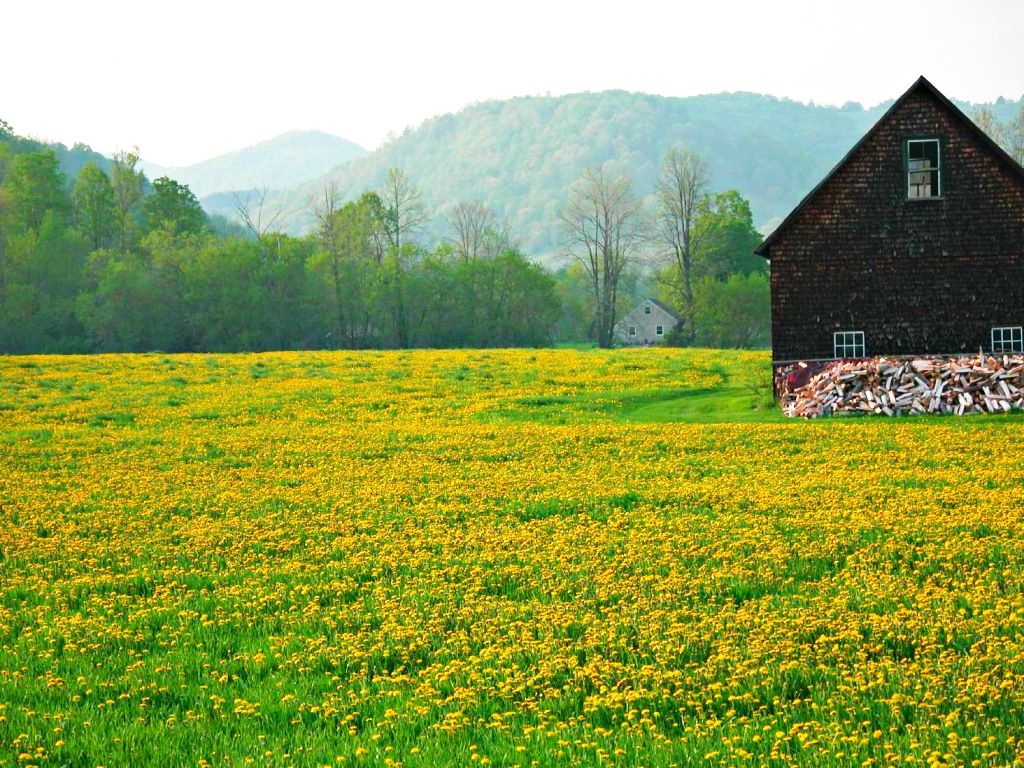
656,325,664,336
991,326,1023,353
628,326,637,337
834,331,865,358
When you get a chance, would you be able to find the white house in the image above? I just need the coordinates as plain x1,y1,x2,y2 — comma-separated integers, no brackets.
613,298,682,346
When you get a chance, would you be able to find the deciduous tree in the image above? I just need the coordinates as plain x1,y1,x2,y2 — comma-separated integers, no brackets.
143,176,206,236
561,165,645,348
72,162,117,250
110,147,145,254
654,149,709,344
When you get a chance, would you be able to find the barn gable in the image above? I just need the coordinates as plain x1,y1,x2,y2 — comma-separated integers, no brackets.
757,76,1024,366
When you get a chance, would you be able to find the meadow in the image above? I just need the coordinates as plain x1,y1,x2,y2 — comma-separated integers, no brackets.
1,348,1023,767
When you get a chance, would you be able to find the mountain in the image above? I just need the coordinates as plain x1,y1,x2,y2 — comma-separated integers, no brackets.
202,90,1024,259
139,130,368,198
0,126,114,180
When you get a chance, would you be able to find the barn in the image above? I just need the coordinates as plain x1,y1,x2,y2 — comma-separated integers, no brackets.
756,76,1024,380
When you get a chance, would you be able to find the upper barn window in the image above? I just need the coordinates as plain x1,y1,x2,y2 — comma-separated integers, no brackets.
907,139,941,198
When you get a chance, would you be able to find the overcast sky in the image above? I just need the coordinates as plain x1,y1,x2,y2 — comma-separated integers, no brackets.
5,0,1024,167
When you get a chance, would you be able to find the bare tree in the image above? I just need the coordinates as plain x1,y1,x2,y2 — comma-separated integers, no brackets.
971,105,1024,165
561,165,645,348
655,149,710,344
1006,108,1024,165
971,106,1006,145
448,201,493,261
233,187,284,259
378,168,427,348
447,201,518,261
379,167,426,253
310,181,345,337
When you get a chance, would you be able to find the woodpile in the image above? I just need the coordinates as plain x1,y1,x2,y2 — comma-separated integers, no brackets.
781,353,1024,418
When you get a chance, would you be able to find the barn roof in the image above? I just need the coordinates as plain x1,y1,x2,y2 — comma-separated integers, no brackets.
755,75,1024,258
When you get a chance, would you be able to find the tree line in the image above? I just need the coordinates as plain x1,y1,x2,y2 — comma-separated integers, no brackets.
0,119,769,354
0,135,560,353
561,150,767,349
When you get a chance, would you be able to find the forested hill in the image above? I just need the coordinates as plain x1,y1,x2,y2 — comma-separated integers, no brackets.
0,121,113,180
209,90,1022,257
140,130,368,198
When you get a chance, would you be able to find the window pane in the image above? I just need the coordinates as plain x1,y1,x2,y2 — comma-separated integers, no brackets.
908,140,940,198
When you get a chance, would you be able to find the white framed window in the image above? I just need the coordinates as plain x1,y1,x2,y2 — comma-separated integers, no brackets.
644,305,652,315
655,325,664,336
908,139,941,198
628,326,637,337
991,326,1023,353
834,331,865,359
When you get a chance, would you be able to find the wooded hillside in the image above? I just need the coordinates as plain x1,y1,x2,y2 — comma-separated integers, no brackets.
200,90,1024,257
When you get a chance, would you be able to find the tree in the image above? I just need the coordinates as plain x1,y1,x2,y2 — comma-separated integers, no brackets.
1005,107,1024,165
378,168,427,347
561,165,645,348
692,190,765,280
233,187,284,258
971,105,1024,165
7,150,70,232
447,201,514,261
971,106,1005,145
309,186,385,347
143,176,206,236
654,149,709,344
110,147,145,254
689,273,770,349
72,162,117,250
379,167,426,253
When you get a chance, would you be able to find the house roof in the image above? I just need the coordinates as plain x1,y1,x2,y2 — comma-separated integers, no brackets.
641,297,683,322
755,75,1024,258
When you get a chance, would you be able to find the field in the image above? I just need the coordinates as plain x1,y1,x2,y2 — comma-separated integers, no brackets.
1,348,1023,767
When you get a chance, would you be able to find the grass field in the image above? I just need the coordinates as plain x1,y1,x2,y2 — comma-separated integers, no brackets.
1,348,1023,767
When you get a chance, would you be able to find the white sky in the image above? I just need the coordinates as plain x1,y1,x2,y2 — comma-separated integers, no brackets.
5,0,1024,167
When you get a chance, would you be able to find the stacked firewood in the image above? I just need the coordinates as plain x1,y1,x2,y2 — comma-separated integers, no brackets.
782,354,1024,418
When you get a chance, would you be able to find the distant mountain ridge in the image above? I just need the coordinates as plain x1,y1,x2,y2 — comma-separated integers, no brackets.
198,89,1022,259
142,89,1024,261
139,130,367,198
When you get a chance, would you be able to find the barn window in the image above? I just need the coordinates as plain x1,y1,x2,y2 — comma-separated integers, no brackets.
833,331,865,359
656,325,664,336
907,139,941,198
991,326,1023,353
644,305,652,315
628,326,637,337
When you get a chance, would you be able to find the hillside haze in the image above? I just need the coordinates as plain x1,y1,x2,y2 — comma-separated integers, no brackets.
140,130,368,198
197,90,1024,258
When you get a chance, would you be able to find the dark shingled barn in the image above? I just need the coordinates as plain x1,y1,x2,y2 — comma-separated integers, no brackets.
756,76,1024,376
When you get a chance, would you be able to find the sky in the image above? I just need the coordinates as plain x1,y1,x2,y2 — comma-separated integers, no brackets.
5,0,1024,167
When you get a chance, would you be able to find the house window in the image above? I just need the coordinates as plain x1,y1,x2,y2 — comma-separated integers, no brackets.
908,139,941,198
628,326,637,337
656,325,664,336
991,326,1023,353
834,331,865,359
644,305,652,315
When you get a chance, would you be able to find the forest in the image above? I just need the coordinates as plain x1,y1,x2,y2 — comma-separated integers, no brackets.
0,118,768,354
4,91,1021,355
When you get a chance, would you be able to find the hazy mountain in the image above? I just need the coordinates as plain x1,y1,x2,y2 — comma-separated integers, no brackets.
140,130,368,198
201,90,1024,258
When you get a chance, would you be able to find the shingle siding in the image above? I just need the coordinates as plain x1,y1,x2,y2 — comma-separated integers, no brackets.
762,80,1024,364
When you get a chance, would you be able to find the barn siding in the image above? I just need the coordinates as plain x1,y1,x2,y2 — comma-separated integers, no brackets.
766,85,1024,364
